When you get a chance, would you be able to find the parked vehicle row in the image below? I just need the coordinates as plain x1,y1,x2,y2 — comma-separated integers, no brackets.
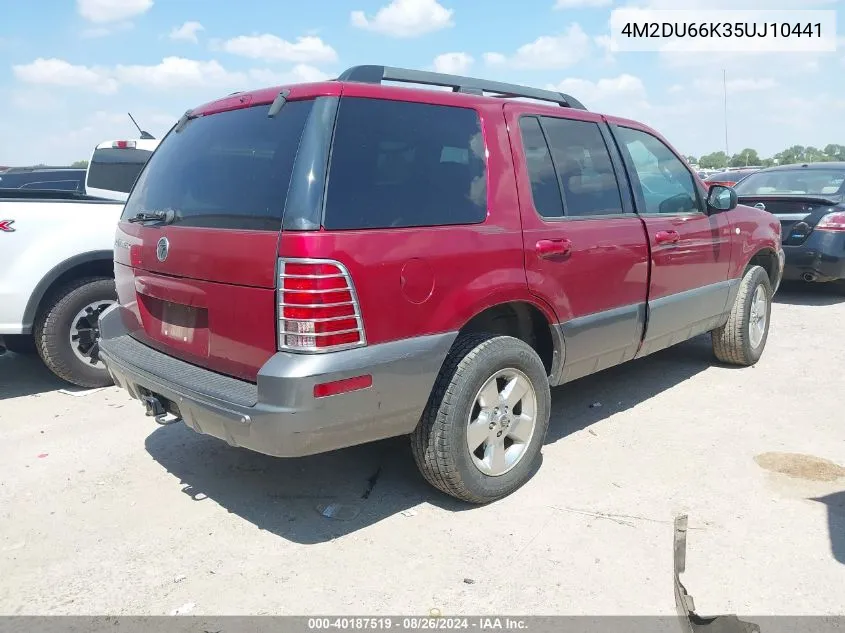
704,167,761,188
94,65,785,503
0,135,159,385
735,162,845,290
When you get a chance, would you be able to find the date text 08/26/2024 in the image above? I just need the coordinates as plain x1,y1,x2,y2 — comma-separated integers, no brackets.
307,617,528,630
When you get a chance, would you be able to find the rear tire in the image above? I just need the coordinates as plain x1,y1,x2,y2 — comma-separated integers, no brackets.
2,334,37,355
712,265,772,366
410,334,551,504
34,277,117,388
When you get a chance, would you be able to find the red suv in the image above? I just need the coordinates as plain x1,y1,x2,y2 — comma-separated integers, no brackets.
98,65,785,503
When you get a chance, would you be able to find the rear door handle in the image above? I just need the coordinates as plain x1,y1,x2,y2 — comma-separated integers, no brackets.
655,230,680,245
536,239,572,260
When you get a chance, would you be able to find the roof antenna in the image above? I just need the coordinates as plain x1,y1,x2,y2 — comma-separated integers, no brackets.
128,112,155,140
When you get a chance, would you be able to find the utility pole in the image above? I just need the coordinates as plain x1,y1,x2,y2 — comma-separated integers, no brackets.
723,69,729,160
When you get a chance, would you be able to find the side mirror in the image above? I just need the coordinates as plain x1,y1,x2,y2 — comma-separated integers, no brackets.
707,184,737,213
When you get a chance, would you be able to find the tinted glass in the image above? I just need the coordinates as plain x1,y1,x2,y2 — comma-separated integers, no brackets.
0,170,85,191
324,98,486,230
87,148,153,193
541,117,623,216
123,100,313,230
734,169,845,196
615,127,701,214
519,117,564,218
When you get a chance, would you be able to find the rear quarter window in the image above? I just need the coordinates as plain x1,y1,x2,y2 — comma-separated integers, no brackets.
323,97,487,230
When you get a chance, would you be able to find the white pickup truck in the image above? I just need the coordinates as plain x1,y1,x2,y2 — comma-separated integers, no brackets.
0,189,125,387
0,137,160,387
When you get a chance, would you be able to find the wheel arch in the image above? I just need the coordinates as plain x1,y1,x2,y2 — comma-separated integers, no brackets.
456,300,563,381
744,247,779,289
21,250,114,333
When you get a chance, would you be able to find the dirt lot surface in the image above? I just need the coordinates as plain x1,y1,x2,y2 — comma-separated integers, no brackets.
1,283,843,617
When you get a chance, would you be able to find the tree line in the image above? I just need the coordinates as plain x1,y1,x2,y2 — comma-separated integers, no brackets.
688,144,845,170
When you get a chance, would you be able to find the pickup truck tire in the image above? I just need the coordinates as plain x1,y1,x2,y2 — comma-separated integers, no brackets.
2,334,37,355
34,277,117,388
411,333,551,504
711,265,772,366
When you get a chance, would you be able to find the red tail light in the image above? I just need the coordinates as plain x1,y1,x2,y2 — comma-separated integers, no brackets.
277,258,366,352
816,211,845,232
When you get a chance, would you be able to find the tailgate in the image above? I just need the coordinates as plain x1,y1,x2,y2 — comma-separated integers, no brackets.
113,96,316,381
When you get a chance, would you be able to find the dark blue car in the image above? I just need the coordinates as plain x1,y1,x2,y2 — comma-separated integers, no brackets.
734,162,845,292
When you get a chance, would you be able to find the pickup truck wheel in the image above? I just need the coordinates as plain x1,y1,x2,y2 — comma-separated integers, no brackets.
711,265,772,366
2,334,37,355
410,334,551,504
34,277,117,388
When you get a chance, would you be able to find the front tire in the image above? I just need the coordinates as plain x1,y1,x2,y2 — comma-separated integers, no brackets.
34,277,117,388
712,265,772,366
411,334,551,504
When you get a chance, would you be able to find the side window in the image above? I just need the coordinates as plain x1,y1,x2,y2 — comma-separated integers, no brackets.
518,116,564,218
614,127,702,215
541,117,624,217
324,98,487,230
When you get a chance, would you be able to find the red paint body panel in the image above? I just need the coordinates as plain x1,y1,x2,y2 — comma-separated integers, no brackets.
278,100,554,345
110,79,781,385
114,221,281,381
502,104,650,322
727,204,784,280
640,213,733,300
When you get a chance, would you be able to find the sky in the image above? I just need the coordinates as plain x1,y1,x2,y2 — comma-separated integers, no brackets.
0,0,843,166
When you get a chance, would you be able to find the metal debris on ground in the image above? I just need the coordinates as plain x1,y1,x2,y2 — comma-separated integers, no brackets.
316,502,361,521
462,578,475,584
589,402,602,408
174,575,187,584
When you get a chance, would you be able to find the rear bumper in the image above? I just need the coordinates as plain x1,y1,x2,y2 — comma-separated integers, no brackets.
782,231,845,282
98,305,456,458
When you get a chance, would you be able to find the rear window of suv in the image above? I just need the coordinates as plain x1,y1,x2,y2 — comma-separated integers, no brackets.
88,148,153,194
122,100,313,230
323,98,487,230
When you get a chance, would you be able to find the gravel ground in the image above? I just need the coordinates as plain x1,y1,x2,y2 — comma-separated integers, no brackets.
1,282,843,617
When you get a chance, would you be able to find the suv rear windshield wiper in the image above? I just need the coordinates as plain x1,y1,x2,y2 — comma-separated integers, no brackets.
127,209,176,224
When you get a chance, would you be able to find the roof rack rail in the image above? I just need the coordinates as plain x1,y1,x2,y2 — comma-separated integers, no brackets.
336,65,587,110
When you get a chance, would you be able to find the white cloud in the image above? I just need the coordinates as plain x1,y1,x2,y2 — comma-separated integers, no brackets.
221,34,337,63
548,74,648,115
76,0,152,24
169,21,204,43
555,0,611,7
484,24,591,69
593,34,615,63
11,56,327,96
113,57,245,90
433,52,473,74
351,0,454,38
12,58,118,94
248,64,332,85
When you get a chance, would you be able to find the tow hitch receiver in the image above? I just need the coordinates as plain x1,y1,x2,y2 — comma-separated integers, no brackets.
141,394,181,425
